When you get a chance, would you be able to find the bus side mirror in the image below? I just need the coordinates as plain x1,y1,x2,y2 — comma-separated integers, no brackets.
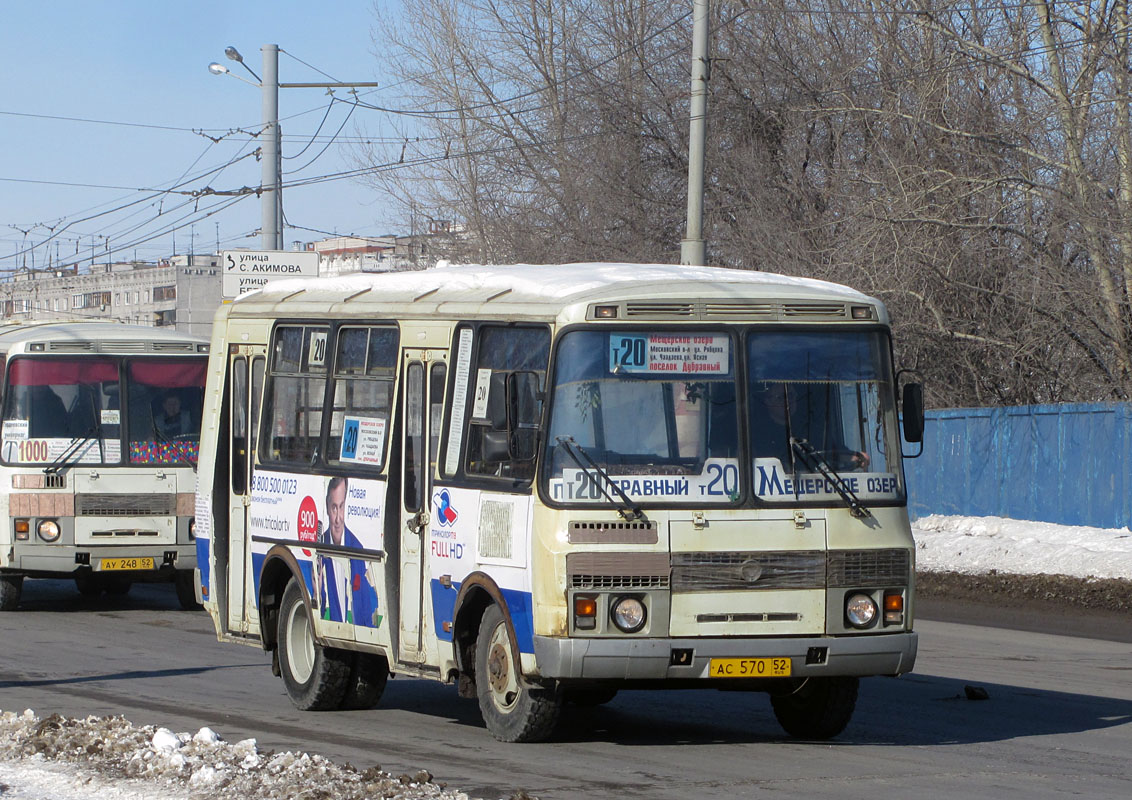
901,382,924,443
507,371,542,461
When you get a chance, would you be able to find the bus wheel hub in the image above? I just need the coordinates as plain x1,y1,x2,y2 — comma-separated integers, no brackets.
487,642,509,693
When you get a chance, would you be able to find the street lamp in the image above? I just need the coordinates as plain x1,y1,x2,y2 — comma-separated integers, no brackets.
208,44,379,251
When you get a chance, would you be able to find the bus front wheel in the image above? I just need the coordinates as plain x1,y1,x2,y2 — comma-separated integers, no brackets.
276,579,350,710
174,570,201,610
474,603,561,742
0,574,22,611
770,676,858,740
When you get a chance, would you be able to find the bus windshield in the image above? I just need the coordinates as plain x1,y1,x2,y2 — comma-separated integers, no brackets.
544,328,904,508
0,356,207,466
747,330,902,505
126,358,207,464
545,330,741,504
1,357,121,465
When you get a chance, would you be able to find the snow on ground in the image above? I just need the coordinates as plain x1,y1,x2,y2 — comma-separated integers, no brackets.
0,710,469,800
913,515,1132,580
2,515,1130,799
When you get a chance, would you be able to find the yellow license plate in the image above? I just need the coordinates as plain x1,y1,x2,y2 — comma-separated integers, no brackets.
100,557,155,571
709,657,792,678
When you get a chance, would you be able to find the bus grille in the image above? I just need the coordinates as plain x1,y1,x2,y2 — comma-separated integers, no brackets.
827,548,910,586
76,493,176,516
672,551,826,591
567,552,670,589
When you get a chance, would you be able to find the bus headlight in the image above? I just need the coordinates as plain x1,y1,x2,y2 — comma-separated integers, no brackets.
610,596,646,633
37,519,61,543
845,593,877,628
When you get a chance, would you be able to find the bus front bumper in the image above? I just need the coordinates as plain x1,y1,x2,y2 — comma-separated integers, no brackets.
6,544,196,578
533,631,918,681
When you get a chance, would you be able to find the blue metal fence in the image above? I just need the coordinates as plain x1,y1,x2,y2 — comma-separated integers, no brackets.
904,403,1132,529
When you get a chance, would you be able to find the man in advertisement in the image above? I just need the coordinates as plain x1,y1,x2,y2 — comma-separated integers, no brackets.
316,476,380,627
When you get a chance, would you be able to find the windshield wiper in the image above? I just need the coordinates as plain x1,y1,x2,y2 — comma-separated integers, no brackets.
555,435,644,521
790,437,870,519
44,429,99,475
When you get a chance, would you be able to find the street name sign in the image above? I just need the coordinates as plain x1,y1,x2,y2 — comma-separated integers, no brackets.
221,250,319,298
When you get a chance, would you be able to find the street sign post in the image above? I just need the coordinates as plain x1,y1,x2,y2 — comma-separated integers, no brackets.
221,250,319,298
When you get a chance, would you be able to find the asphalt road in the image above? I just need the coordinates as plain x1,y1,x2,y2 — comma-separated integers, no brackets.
1,579,1130,799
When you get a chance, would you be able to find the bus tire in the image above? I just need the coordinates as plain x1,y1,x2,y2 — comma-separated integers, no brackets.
174,570,201,610
339,652,389,710
74,573,101,596
770,676,858,740
105,577,132,596
563,686,618,707
475,603,560,742
277,579,350,711
0,574,23,611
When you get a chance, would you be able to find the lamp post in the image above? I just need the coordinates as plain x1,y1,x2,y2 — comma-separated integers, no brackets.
208,45,379,251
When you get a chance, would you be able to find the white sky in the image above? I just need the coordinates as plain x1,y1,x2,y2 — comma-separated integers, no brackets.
2,515,1130,798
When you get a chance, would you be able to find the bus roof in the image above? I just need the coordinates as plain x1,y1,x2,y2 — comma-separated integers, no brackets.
0,321,208,352
229,262,883,323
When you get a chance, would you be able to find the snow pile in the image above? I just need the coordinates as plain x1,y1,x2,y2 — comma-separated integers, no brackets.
913,515,1132,580
0,709,472,800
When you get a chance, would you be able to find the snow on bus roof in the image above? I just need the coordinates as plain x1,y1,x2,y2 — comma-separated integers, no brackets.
238,262,873,306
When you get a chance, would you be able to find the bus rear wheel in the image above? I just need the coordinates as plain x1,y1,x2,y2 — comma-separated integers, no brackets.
770,676,858,740
0,574,23,611
475,603,560,742
277,579,350,710
339,652,389,710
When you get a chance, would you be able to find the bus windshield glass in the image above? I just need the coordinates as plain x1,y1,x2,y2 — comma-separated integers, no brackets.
545,331,741,505
0,356,207,466
126,357,207,464
1,357,122,465
544,328,904,508
747,330,903,505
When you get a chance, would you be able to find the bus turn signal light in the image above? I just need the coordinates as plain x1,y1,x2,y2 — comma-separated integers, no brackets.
574,595,597,630
884,591,904,625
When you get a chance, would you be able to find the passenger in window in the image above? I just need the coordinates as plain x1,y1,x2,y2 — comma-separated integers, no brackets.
155,392,192,439
316,476,380,627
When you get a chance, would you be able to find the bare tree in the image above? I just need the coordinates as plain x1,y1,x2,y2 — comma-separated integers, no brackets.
358,0,1132,404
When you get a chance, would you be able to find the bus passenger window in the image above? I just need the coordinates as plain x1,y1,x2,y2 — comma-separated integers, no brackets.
262,325,329,464
327,326,398,469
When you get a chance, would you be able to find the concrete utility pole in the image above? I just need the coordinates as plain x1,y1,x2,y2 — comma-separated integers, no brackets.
680,0,710,267
212,45,380,252
261,45,281,251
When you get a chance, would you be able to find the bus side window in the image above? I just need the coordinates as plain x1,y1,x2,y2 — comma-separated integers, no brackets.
261,325,329,464
463,325,550,482
327,326,398,469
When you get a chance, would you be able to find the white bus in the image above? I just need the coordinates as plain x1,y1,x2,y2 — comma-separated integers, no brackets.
0,321,210,611
196,263,924,742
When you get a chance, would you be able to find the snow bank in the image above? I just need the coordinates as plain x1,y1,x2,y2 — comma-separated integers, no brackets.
913,515,1132,580
0,709,471,800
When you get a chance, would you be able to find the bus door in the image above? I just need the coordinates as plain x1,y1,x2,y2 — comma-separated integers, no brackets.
398,348,448,663
227,344,266,634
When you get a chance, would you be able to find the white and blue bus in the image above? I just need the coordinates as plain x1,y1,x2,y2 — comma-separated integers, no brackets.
195,263,924,742
0,321,209,610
